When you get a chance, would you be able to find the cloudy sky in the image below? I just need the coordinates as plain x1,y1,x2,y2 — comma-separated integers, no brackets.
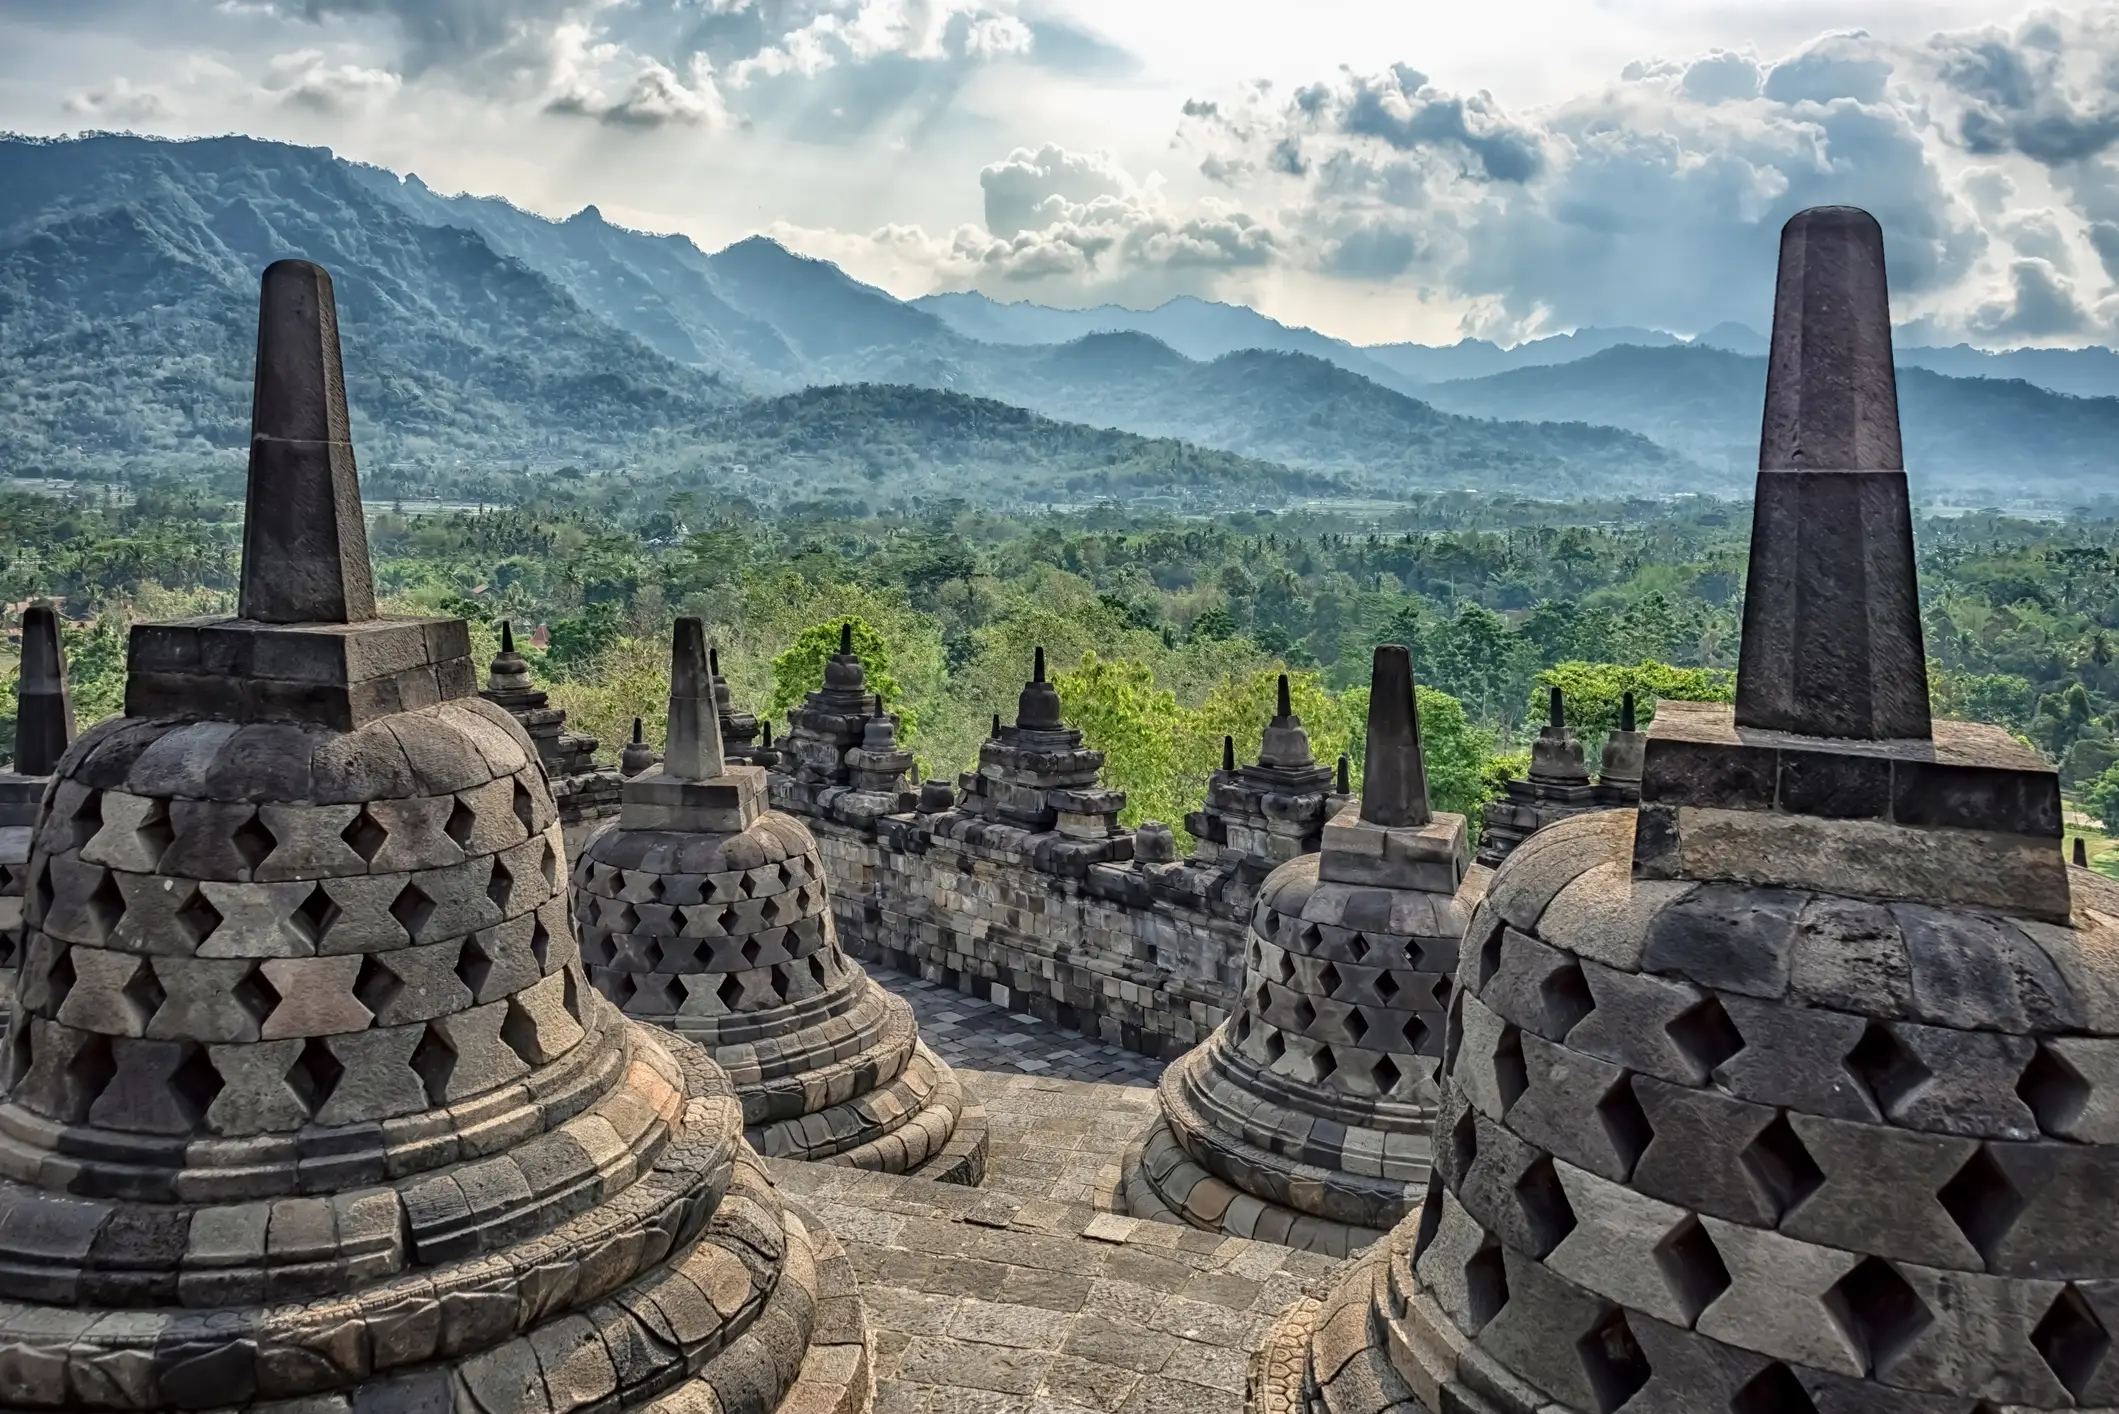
4,0,2117,346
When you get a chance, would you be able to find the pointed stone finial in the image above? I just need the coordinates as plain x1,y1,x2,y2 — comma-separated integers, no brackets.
1620,691,1637,733
1547,686,1565,730
760,719,773,748
1736,205,1930,741
664,617,725,781
710,647,720,675
633,716,644,743
1018,647,1063,730
840,622,853,655
1336,754,1350,794
238,260,377,625
500,620,515,654
13,604,73,776
1223,735,1236,772
992,712,1002,738
2076,837,2090,867
1361,645,1430,828
1276,673,1293,723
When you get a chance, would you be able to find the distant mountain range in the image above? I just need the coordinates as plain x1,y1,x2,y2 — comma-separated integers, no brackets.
4,132,2117,505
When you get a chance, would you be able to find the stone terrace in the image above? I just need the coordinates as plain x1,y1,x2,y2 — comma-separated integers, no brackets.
807,965,1347,1414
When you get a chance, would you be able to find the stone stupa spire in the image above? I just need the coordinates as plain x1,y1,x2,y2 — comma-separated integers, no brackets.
1360,643,1429,828
662,616,726,781
237,260,376,626
11,604,72,776
1737,204,1931,741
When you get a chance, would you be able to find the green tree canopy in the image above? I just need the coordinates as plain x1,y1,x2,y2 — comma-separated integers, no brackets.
768,618,912,735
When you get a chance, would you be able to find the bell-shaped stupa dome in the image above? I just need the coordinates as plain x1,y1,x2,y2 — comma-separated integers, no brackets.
0,261,867,1414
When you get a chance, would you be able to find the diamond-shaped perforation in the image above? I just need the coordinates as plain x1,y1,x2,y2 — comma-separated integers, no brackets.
717,973,744,1011
1541,959,1595,1039
69,791,103,852
487,858,514,914
135,799,174,870
1317,961,1341,997
1846,1022,1931,1117
456,937,493,998
770,965,792,1001
1371,1053,1400,1094
512,781,535,835
1730,1364,1816,1414
1404,1014,1431,1053
122,959,166,1030
1291,996,1317,1033
40,947,78,1017
1306,1041,1337,1086
1667,994,1746,1074
1272,950,1294,986
2019,1044,2090,1135
530,919,550,971
62,1032,115,1120
1824,1256,1931,1378
1575,1307,1651,1414
1375,970,1400,1003
1597,1074,1654,1176
389,883,435,942
355,955,402,1019
741,938,762,966
810,953,828,986
2033,1284,2111,1401
561,966,584,1022
1263,1030,1286,1065
1347,932,1370,962
1494,1022,1528,1112
1447,1106,1478,1184
1346,1008,1369,1046
341,809,388,865
1938,1145,2026,1267
286,1037,344,1117
232,964,279,1029
174,887,222,948
1474,921,1504,989
1654,1215,1731,1324
411,1022,457,1103
445,799,476,851
1464,1234,1509,1330
500,997,548,1065
85,871,126,941
1516,1154,1578,1257
167,1043,222,1124
540,841,558,889
231,811,277,874
291,884,340,948
1741,1113,1825,1222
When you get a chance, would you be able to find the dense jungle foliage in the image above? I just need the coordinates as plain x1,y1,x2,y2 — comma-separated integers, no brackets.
1,476,2110,847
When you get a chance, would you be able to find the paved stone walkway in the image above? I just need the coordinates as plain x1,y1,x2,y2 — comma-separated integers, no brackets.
770,1159,1346,1414
871,965,1170,1087
866,964,1170,1208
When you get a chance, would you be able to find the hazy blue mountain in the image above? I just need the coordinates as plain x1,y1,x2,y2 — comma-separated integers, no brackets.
1695,323,1769,355
1363,328,1688,384
1893,343,2119,401
1417,343,2119,498
952,334,1718,499
1,133,740,470
912,290,1423,393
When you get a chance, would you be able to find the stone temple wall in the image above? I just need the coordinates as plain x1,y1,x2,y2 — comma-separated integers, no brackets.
790,808,1250,1059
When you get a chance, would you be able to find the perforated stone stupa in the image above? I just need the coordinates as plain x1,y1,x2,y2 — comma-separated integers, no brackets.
1127,645,1488,1256
572,617,985,1181
1254,205,2114,1414
1,604,71,1007
1476,688,1601,868
1,261,869,1414
480,619,622,854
